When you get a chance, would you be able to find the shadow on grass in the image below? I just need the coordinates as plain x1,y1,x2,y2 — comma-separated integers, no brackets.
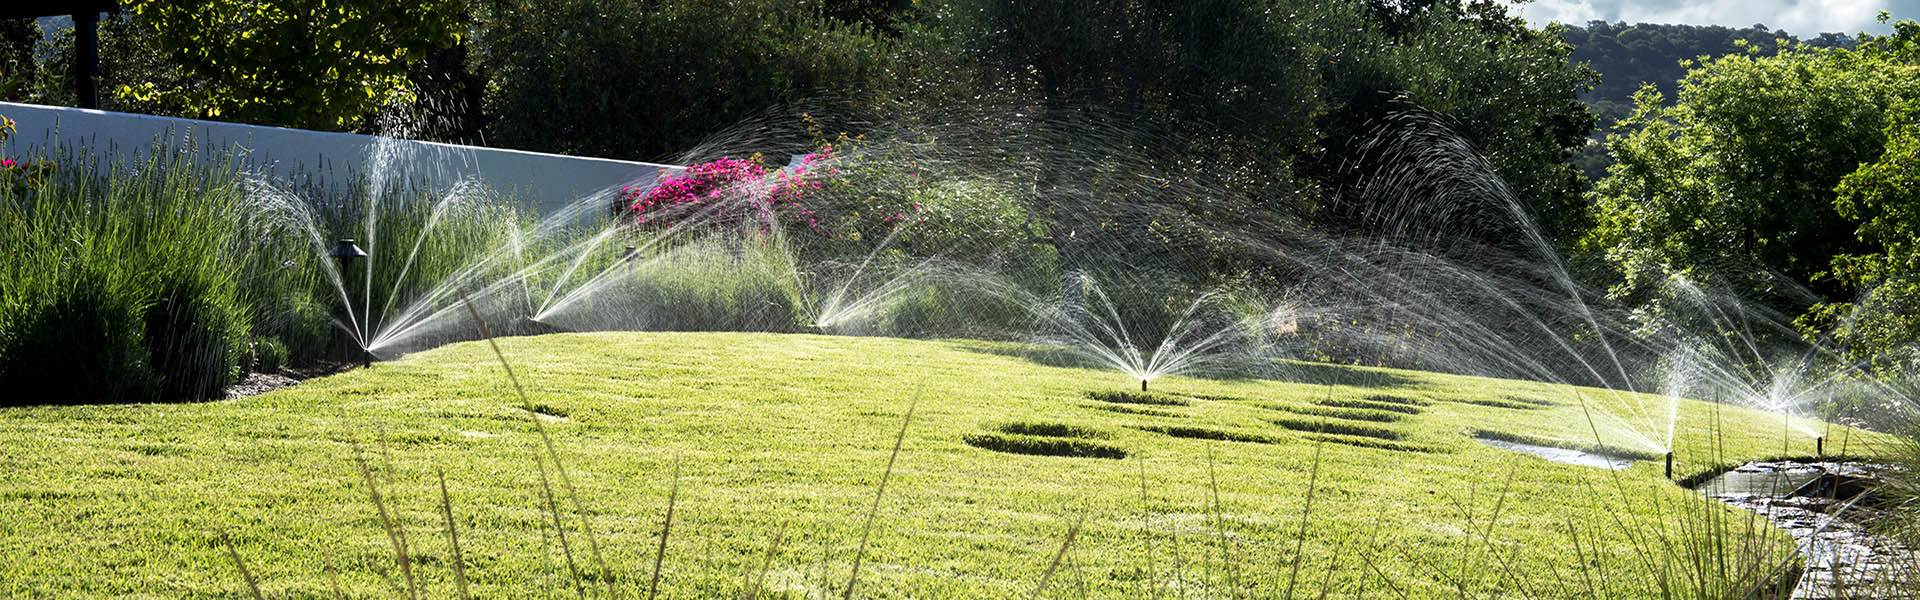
942,340,1424,389
963,433,1130,459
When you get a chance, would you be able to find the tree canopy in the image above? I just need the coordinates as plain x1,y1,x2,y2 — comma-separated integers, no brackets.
117,0,465,131
1583,16,1920,365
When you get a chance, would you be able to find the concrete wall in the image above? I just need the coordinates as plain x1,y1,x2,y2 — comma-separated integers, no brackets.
0,101,681,213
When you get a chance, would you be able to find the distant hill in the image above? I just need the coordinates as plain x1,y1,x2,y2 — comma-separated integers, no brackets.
1562,21,1855,124
1559,22,1855,179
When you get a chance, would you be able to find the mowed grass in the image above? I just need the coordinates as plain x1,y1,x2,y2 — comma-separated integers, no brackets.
0,332,1888,598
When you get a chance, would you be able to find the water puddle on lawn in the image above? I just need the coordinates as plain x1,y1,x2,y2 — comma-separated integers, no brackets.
1474,435,1633,470
1695,461,1912,599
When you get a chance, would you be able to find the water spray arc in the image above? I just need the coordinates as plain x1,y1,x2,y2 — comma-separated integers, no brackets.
326,238,372,367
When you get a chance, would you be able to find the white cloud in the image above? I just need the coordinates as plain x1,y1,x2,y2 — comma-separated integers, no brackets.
1513,0,1910,35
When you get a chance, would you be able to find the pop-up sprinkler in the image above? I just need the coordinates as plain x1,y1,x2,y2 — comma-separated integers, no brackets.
1817,435,1825,457
327,239,372,368
1665,451,1674,480
1141,379,1149,392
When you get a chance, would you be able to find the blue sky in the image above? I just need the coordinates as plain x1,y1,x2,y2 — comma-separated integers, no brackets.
1514,0,1920,36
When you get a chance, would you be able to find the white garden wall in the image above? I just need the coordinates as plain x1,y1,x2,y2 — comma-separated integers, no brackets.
0,101,681,213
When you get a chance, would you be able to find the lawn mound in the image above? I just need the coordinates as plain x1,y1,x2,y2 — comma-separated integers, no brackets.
0,331,1861,598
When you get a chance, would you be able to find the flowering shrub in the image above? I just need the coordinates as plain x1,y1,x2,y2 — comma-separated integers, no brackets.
0,115,54,194
613,142,947,260
616,149,845,234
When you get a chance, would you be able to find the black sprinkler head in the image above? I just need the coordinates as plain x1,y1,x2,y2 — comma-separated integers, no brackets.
1816,435,1824,457
1665,451,1674,480
622,245,640,262
1141,379,1148,393
328,238,368,267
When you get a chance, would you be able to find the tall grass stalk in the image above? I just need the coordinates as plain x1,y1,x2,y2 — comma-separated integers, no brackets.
742,518,790,600
218,529,265,600
458,288,617,597
649,461,681,600
842,398,916,600
1032,515,1087,599
438,467,473,600
353,444,422,599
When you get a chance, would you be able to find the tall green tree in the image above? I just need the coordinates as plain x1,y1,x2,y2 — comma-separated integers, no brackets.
0,18,36,102
119,0,466,131
1583,28,1920,317
1311,0,1598,248
949,0,1325,313
1801,19,1920,370
475,0,903,162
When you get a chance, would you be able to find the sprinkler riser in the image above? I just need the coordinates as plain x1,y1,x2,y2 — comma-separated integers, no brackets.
1816,436,1824,457
1665,452,1674,480
1141,379,1148,392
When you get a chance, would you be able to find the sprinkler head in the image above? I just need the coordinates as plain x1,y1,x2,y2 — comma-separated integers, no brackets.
327,239,368,269
1141,379,1148,393
1665,451,1674,480
622,245,640,262
1816,435,1824,457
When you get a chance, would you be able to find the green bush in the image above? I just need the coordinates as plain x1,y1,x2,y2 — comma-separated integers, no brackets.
143,265,250,400
247,337,289,373
0,143,324,403
0,258,160,405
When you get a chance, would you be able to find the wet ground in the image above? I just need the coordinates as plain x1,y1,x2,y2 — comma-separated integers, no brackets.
1696,461,1914,599
1474,435,1635,469
222,361,355,399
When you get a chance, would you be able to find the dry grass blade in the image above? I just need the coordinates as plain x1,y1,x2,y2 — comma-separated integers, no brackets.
219,528,265,600
353,445,421,600
1137,458,1157,600
649,460,682,600
439,467,473,600
1284,440,1324,599
744,517,791,600
843,398,918,600
457,289,615,598
1032,514,1087,599
534,453,588,598
322,549,347,600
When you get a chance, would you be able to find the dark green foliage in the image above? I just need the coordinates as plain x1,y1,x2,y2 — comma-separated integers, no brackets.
1584,22,1920,345
0,18,36,102
0,260,158,405
28,13,195,117
247,337,288,373
475,0,904,162
1311,0,1599,247
0,145,343,404
143,264,251,400
119,0,466,131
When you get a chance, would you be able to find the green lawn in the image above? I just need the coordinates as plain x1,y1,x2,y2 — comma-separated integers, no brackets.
0,332,1885,598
